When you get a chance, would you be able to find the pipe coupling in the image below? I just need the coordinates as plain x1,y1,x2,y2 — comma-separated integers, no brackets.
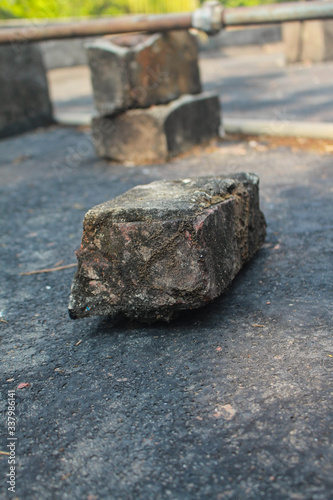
192,1,224,35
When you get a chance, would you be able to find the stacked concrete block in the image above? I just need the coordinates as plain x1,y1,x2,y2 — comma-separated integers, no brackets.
87,31,202,114
0,43,53,139
87,30,221,163
283,20,333,64
92,93,221,164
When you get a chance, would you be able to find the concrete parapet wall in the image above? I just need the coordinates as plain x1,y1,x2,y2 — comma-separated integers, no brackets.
283,19,333,64
0,20,282,69
198,25,281,52
0,43,53,138
40,25,282,69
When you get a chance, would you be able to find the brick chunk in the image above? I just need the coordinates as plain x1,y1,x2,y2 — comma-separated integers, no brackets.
69,173,266,322
92,93,221,163
87,30,201,115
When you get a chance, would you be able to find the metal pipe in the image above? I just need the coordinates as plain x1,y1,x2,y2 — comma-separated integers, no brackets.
224,118,333,140
0,13,192,44
54,112,333,141
223,1,333,26
0,1,333,44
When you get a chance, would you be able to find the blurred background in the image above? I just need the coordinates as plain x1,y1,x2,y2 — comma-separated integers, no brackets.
0,0,296,19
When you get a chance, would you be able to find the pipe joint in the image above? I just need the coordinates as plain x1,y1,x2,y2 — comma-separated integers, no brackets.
192,1,224,35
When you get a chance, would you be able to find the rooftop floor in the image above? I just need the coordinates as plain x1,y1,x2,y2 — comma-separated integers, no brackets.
0,46,333,499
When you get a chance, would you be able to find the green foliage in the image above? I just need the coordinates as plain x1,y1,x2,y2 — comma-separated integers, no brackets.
0,0,293,20
0,0,129,18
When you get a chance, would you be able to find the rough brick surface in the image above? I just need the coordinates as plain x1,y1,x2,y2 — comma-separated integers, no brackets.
68,173,266,322
87,30,201,115
0,44,53,138
92,92,221,163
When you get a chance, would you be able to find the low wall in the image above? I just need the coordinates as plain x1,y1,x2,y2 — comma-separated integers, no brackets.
0,20,282,69
198,25,281,52
0,43,53,138
283,19,333,64
40,37,96,69
40,25,282,69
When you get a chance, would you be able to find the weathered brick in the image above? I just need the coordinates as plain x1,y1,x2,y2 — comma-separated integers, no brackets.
0,44,53,138
92,92,221,163
87,30,202,115
68,173,266,322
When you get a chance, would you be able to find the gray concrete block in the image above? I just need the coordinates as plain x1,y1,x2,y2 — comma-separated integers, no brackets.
68,173,266,322
87,30,201,115
198,25,282,52
282,21,302,64
0,43,53,138
40,37,95,69
92,92,221,163
283,20,333,64
301,20,333,62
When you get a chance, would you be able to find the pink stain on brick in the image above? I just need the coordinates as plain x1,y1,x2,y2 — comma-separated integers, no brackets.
193,206,217,234
184,230,193,244
117,223,133,243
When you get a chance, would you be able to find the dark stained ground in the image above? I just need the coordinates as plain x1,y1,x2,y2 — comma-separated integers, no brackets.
0,123,332,499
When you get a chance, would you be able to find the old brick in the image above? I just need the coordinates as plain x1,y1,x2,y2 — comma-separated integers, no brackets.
68,173,266,322
92,92,221,163
87,30,202,115
0,44,53,138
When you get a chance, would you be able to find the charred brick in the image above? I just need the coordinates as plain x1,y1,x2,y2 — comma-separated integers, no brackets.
69,173,266,322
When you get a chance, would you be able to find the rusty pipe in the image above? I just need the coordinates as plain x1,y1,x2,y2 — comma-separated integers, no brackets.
0,13,192,45
0,1,333,45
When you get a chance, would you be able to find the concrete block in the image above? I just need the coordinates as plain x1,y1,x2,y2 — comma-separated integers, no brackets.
198,25,282,52
0,43,53,138
283,20,333,64
87,30,201,115
92,92,221,163
68,173,266,322
40,37,95,69
282,21,302,64
301,20,333,62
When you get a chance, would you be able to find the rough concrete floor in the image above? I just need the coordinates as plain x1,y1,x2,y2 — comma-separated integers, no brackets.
48,45,333,123
0,126,332,499
1,46,333,499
